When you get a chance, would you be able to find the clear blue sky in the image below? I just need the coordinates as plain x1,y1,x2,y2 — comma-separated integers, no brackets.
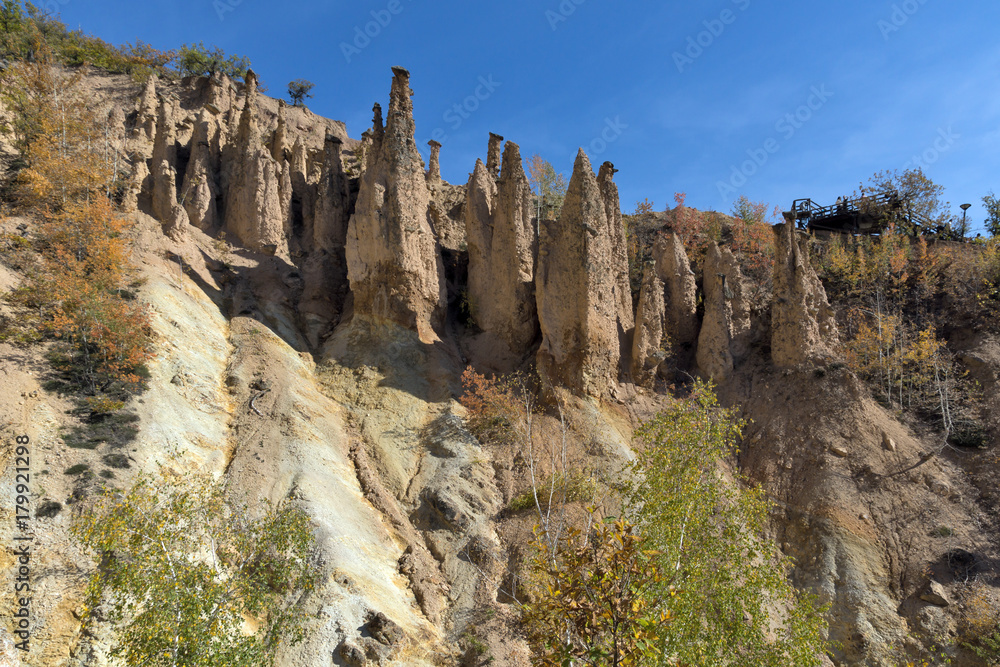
52,0,1000,232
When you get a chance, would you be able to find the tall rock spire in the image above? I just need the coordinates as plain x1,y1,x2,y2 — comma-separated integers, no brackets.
771,222,838,367
536,149,621,396
222,69,287,254
596,161,634,356
486,133,503,179
696,242,751,381
345,67,446,341
631,261,666,388
426,140,442,182
652,232,699,362
464,141,538,363
179,109,219,231
150,95,189,240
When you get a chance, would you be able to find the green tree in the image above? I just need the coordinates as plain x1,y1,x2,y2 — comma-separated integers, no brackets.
73,472,318,667
175,41,251,80
287,79,314,107
982,191,1000,237
528,154,568,220
622,381,829,666
857,168,949,235
522,511,672,667
0,0,26,57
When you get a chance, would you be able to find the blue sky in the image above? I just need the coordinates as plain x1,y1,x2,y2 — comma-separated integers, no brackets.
50,0,1000,232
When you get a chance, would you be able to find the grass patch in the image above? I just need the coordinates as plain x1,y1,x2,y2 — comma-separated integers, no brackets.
36,499,62,518
508,471,598,513
65,464,90,476
102,453,130,469
62,408,140,450
948,419,988,449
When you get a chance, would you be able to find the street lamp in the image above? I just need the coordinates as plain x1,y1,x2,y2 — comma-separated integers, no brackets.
960,203,971,239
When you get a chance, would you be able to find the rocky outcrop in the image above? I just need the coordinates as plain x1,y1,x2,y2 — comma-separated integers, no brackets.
486,132,503,179
771,221,838,367
298,134,352,346
696,243,750,381
423,139,466,252
150,95,189,240
652,232,698,356
426,139,441,182
134,74,158,145
289,136,314,241
223,70,287,254
464,141,538,360
179,109,218,231
271,100,289,163
597,161,634,340
313,135,350,252
631,261,665,388
345,67,445,341
536,149,621,396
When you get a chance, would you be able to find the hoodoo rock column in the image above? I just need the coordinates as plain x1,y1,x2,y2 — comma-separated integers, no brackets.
464,140,538,362
536,149,623,397
345,67,446,341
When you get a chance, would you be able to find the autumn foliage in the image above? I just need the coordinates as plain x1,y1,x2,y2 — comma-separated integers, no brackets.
1,48,152,401
816,229,987,442
459,366,528,448
521,511,672,667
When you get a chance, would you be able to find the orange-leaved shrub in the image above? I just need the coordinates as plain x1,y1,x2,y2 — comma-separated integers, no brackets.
459,366,527,448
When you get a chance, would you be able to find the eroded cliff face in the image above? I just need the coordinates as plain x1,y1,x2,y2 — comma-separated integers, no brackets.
4,63,999,667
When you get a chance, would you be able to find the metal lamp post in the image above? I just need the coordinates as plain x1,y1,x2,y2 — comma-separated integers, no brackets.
960,203,971,239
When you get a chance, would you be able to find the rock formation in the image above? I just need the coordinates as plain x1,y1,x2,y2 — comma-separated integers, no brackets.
149,95,189,240
597,161,634,339
536,149,621,396
289,136,314,239
313,135,350,252
486,132,503,179
652,232,699,356
271,99,289,163
425,140,466,252
771,221,838,367
696,243,750,381
223,70,287,254
426,139,441,182
345,67,446,341
134,74,158,145
464,140,538,359
631,261,665,388
179,109,219,231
